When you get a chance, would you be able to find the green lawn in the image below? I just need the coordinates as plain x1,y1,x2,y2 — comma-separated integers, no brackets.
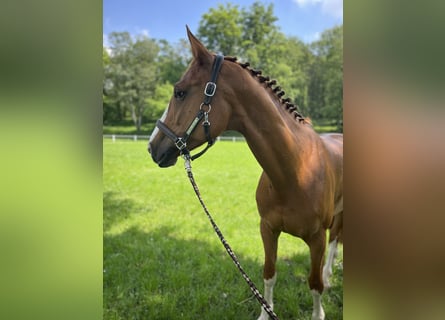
103,139,343,319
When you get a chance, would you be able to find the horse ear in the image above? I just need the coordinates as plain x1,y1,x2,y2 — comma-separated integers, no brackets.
186,25,212,65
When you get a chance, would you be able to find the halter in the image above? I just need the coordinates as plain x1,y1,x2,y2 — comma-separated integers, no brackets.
156,54,224,161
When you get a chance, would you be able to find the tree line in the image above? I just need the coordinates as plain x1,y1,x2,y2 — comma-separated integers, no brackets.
103,2,343,133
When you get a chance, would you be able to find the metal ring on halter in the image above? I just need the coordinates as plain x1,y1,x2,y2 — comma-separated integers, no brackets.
175,137,187,151
199,103,211,113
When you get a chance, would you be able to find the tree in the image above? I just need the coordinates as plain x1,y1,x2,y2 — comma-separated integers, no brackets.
103,32,134,122
196,2,306,109
262,35,312,114
199,1,281,70
103,32,160,132
308,25,343,130
156,39,190,85
306,57,325,120
128,37,159,131
197,3,242,54
240,1,279,70
146,82,173,120
103,47,116,124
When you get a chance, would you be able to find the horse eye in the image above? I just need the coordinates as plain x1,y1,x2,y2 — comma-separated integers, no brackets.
174,89,186,101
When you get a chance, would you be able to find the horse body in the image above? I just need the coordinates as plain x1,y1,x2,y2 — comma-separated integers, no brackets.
230,71,342,319
149,27,343,320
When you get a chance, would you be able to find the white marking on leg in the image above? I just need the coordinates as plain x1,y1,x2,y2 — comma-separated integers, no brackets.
149,105,169,144
311,289,325,320
257,273,277,320
323,239,338,288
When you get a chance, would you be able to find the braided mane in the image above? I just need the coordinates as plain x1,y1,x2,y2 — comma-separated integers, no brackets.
224,56,310,125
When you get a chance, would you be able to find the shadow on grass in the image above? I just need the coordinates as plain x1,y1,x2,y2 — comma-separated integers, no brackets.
104,191,135,232
104,225,343,320
103,191,156,232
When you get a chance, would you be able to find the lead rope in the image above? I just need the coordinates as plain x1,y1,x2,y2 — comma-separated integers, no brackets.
182,154,279,320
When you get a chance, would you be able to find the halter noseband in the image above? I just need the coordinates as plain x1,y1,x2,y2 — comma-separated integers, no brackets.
155,54,224,161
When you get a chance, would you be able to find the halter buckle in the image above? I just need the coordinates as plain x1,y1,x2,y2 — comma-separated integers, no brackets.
204,82,216,97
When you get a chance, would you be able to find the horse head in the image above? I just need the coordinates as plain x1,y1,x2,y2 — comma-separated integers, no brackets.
149,27,233,167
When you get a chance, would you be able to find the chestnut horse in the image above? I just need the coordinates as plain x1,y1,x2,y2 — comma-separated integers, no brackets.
149,27,343,320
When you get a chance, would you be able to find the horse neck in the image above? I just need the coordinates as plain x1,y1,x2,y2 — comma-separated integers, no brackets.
226,70,318,190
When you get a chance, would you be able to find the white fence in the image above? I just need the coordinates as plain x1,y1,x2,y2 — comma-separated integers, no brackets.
103,134,246,142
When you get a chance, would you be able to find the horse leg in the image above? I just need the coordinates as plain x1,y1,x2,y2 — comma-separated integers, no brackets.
322,238,338,288
307,229,327,320
257,219,280,320
323,212,342,288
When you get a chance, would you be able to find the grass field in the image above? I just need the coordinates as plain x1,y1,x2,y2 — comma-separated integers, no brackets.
103,139,343,319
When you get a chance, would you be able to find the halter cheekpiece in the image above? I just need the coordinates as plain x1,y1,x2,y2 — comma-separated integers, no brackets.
156,54,224,161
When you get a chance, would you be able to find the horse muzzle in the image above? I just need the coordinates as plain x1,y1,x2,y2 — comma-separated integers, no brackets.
148,142,179,168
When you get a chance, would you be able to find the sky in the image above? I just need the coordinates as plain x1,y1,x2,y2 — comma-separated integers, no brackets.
103,0,342,46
